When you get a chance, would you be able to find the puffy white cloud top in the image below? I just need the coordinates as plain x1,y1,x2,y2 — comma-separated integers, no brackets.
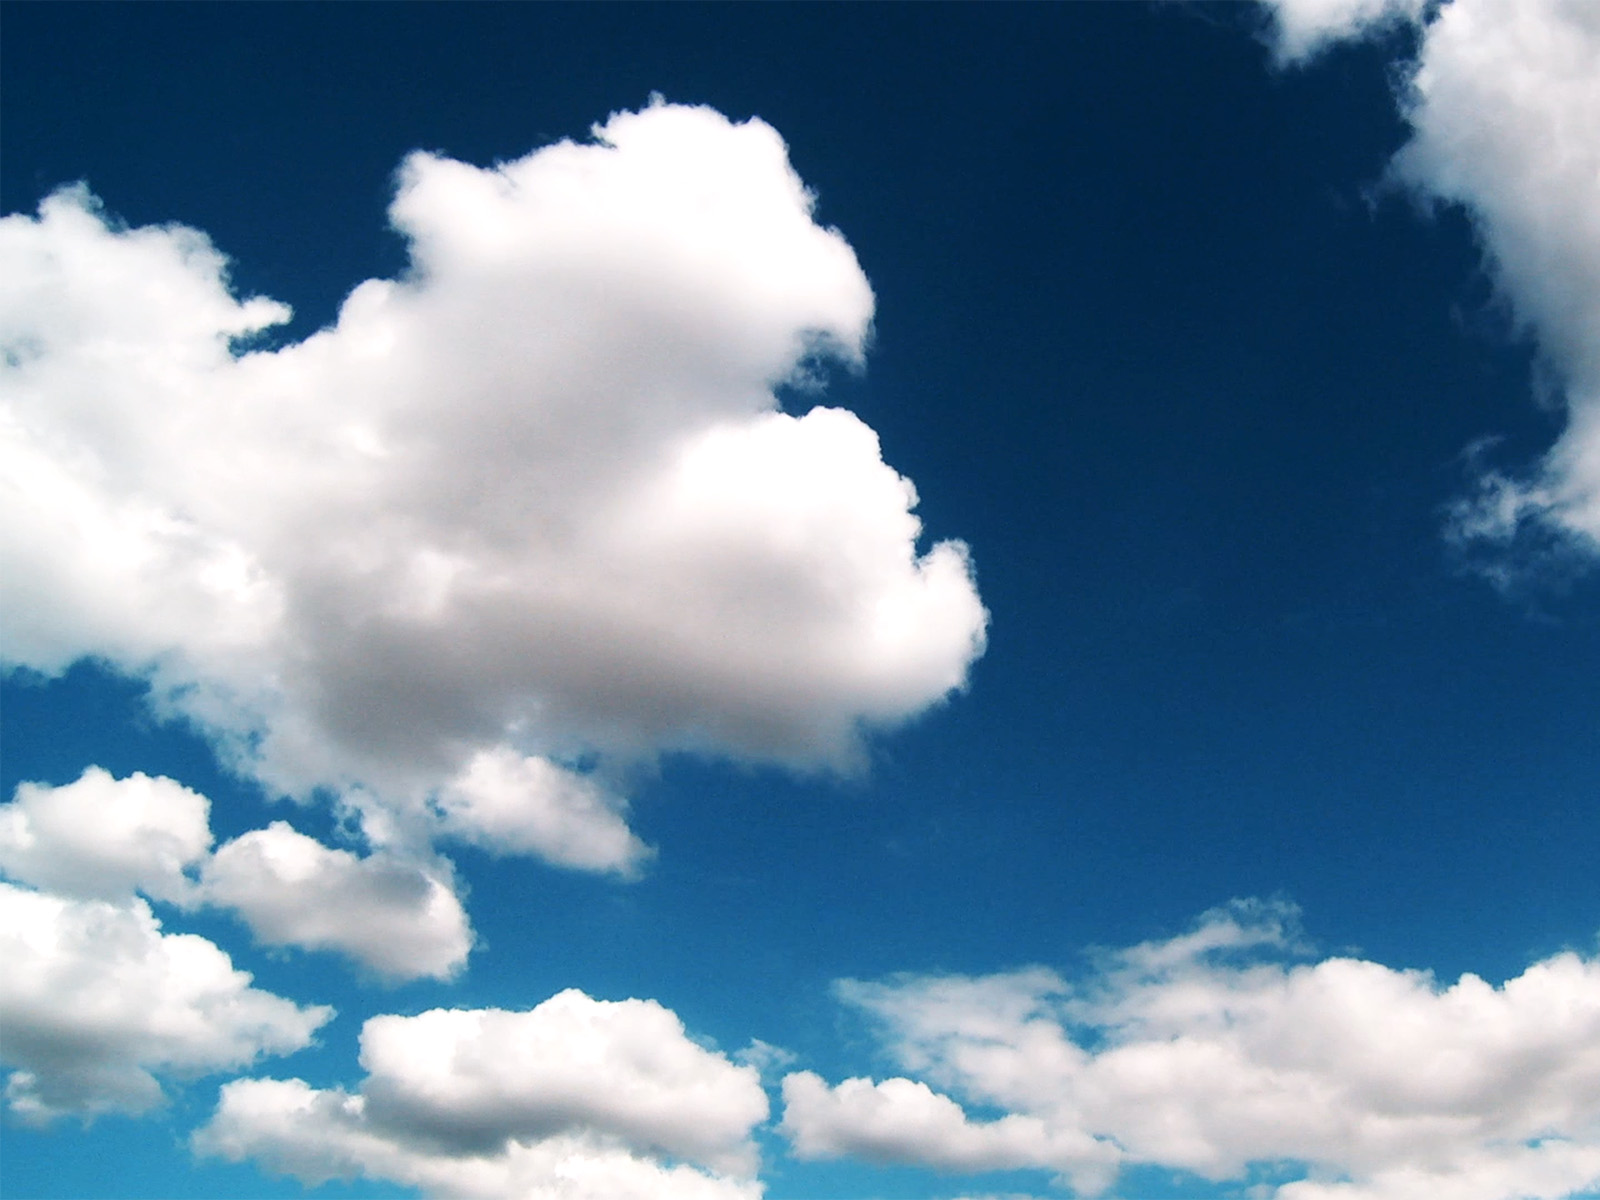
0,882,331,1124
1264,0,1600,567
0,767,211,904
199,822,471,981
782,901,1600,1199
196,988,769,1200
0,100,988,865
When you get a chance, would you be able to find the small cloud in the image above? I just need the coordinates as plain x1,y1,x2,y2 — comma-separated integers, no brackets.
195,989,768,1199
0,882,331,1124
200,822,472,982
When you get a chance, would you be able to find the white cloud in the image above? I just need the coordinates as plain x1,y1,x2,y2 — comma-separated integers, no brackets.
783,901,1600,1199
1396,0,1600,557
781,1071,1118,1194
0,767,211,903
1262,0,1425,64
434,747,651,876
0,881,330,1124
200,822,472,982
0,101,987,867
1264,0,1600,565
195,989,768,1200
0,768,473,980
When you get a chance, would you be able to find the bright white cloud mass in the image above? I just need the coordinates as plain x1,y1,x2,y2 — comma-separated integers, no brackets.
196,990,767,1200
0,767,212,904
0,99,988,862
783,901,1600,1200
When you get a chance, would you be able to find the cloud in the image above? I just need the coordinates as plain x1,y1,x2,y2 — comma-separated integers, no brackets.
195,989,768,1199
199,822,471,982
0,767,211,904
781,1072,1118,1195
1261,0,1424,65
0,101,987,868
434,747,652,876
0,768,471,980
1264,0,1600,568
782,901,1600,1199
0,882,331,1124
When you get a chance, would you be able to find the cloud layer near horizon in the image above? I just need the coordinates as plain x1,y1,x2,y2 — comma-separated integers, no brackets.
0,100,987,864
782,901,1600,1200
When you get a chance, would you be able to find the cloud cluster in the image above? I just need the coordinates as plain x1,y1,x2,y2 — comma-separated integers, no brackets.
0,100,987,867
1264,0,1600,567
0,882,330,1124
0,768,470,981
195,989,768,1200
782,901,1600,1199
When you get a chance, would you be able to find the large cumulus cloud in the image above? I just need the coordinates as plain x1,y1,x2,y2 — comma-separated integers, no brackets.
0,100,987,861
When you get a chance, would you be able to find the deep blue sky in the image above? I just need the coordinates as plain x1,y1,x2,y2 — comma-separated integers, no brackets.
2,4,1596,1199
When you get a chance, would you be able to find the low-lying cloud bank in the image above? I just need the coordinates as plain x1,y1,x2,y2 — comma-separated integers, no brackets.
0,98,987,866
1265,0,1600,574
195,989,768,1200
782,901,1600,1199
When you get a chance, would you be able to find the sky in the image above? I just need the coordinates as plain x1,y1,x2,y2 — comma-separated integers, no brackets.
1,2,1598,1198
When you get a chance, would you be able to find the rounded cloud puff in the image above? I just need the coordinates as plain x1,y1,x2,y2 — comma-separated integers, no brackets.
196,988,768,1200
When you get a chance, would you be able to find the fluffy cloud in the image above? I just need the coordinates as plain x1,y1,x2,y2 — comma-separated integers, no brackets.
195,989,768,1200
1265,0,1600,565
0,768,471,980
0,767,210,903
781,1072,1117,1194
782,901,1600,1199
0,101,987,867
200,822,471,981
0,882,330,1123
434,748,651,876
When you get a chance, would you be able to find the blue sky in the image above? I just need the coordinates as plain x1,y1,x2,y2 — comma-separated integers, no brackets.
2,3,1598,1199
